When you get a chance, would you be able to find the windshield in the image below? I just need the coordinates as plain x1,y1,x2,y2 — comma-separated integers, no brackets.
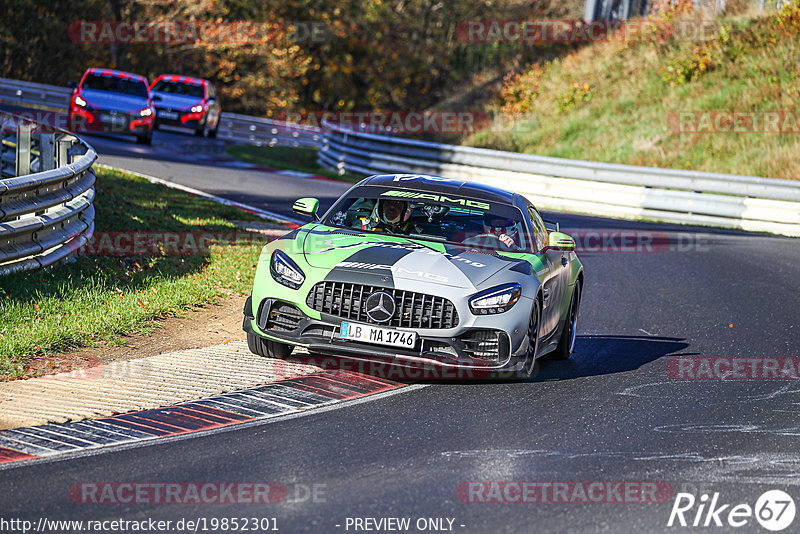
151,80,205,98
323,189,531,252
82,73,149,98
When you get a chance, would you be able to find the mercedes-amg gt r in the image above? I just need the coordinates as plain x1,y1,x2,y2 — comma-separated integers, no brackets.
243,174,583,379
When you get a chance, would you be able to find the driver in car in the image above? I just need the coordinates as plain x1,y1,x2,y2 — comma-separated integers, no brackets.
364,199,414,234
481,213,519,249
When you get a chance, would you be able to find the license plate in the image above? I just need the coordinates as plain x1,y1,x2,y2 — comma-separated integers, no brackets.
159,111,178,120
339,322,417,348
100,114,125,127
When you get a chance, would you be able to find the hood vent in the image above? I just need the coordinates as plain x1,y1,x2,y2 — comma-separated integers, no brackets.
331,229,363,236
464,248,500,257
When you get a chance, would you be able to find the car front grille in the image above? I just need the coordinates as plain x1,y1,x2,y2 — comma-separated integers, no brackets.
306,281,459,329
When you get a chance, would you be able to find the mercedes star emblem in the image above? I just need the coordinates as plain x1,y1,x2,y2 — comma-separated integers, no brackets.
365,291,396,323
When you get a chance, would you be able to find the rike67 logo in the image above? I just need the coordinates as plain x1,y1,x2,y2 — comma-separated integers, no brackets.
668,490,796,531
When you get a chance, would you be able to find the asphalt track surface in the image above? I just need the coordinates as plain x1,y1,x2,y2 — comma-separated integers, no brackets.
84,127,352,220
2,124,800,533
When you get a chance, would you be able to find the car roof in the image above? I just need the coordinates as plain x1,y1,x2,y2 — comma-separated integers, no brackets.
363,174,517,205
84,68,148,84
152,74,208,86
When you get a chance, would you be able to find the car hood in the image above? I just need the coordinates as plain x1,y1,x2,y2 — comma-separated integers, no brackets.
152,92,201,110
80,89,149,112
300,227,519,289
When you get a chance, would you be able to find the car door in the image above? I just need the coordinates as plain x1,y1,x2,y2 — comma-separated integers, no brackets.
528,206,565,339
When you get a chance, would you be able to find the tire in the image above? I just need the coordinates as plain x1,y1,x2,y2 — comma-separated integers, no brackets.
207,127,218,139
512,297,542,380
551,282,581,360
247,332,293,359
195,121,206,137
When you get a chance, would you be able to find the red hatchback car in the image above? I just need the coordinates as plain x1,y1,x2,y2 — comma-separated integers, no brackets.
149,75,221,137
68,68,155,144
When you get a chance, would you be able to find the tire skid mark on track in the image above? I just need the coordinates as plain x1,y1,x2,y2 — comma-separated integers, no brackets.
0,371,401,466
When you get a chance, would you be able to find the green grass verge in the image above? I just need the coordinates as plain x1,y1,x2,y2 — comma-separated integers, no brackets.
466,5,800,180
0,167,270,380
226,145,361,182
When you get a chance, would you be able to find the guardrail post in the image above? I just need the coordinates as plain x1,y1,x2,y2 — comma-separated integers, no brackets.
56,135,73,167
39,133,56,171
0,120,14,177
16,121,32,177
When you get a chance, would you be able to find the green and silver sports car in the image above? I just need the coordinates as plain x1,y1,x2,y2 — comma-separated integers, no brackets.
243,174,583,379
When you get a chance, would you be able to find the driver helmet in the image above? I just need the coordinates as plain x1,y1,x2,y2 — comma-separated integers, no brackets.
483,213,519,246
378,199,411,226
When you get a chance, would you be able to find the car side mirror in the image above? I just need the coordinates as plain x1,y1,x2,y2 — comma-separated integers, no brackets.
293,197,319,220
67,81,77,89
547,231,575,252
207,97,216,103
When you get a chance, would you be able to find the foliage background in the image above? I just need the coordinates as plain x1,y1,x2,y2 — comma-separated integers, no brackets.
0,0,582,116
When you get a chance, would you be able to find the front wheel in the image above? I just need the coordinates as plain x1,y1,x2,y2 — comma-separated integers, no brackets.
551,282,581,360
513,297,542,380
247,332,293,359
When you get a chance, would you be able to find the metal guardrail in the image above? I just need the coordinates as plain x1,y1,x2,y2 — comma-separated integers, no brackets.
216,112,321,147
0,77,321,147
4,76,798,236
0,111,96,275
317,120,800,237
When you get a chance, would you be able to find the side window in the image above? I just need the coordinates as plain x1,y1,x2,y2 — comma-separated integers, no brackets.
208,84,216,99
527,206,547,251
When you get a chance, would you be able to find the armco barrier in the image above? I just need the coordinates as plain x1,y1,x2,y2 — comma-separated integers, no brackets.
4,76,798,236
215,112,320,147
317,120,800,237
0,77,320,147
0,111,96,275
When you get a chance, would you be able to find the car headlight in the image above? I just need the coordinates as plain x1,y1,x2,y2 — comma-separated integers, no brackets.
190,105,204,113
469,283,522,315
270,250,305,289
138,108,153,117
74,95,87,107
